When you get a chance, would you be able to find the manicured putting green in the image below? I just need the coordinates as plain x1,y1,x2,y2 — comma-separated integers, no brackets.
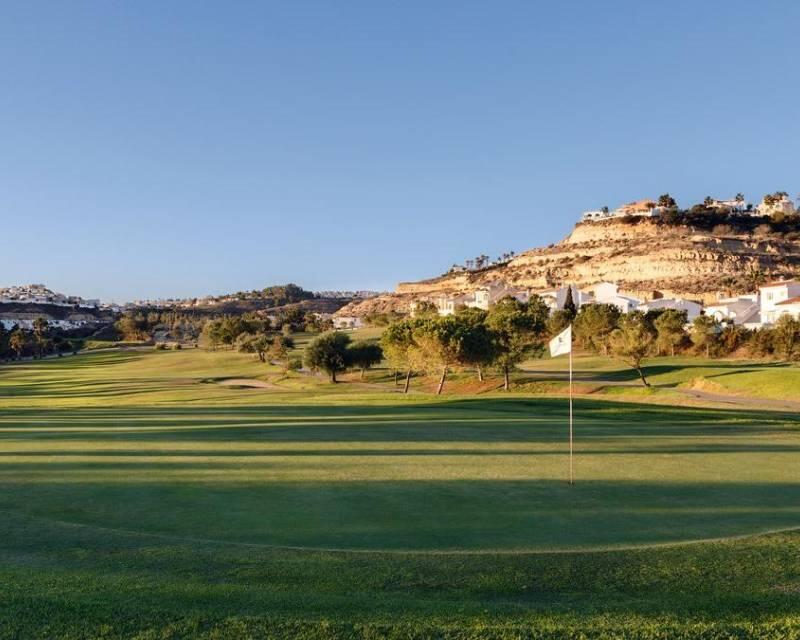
1,350,799,552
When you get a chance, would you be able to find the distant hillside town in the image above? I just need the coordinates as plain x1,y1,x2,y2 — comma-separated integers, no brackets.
0,284,101,309
0,284,110,331
127,286,384,310
581,191,796,222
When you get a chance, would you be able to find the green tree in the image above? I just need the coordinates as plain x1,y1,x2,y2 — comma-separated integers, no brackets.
573,303,620,354
718,325,748,356
236,332,270,362
547,309,572,336
9,329,27,360
32,317,49,359
485,296,548,391
411,300,438,318
658,193,677,208
201,319,224,350
690,315,721,358
219,316,248,349
268,335,295,367
348,341,383,379
773,315,800,361
408,316,465,395
562,286,577,319
455,307,495,381
381,319,418,393
304,332,351,382
608,312,655,387
653,309,688,356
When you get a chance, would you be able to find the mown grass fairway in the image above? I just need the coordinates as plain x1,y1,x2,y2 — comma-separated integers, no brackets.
1,348,799,638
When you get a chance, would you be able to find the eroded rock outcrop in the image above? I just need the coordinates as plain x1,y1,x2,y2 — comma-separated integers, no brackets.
336,218,800,317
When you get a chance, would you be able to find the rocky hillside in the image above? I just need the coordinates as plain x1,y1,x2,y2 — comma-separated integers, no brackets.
0,302,112,325
336,217,800,317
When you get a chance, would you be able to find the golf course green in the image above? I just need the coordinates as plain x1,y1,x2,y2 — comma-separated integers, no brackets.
1,348,799,638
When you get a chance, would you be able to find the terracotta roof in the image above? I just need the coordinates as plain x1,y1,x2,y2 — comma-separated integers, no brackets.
761,279,799,288
776,296,800,306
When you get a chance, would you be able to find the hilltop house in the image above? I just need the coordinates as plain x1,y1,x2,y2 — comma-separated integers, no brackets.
760,280,800,324
581,209,613,222
582,199,669,222
614,199,663,218
757,193,796,217
706,197,749,214
638,297,703,321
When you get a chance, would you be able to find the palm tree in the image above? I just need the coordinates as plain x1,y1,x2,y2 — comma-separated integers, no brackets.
32,318,49,359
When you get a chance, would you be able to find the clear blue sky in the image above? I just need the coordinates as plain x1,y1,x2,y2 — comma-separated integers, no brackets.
2,1,799,302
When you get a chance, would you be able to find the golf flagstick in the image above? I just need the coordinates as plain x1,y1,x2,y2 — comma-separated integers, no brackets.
548,325,573,484
569,341,573,485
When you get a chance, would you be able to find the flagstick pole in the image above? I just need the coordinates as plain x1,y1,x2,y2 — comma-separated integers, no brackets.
569,334,574,485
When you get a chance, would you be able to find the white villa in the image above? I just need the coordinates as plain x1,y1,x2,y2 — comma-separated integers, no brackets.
591,282,640,313
705,295,761,328
637,297,703,321
582,199,666,222
582,191,797,223
760,280,800,324
402,277,800,329
706,197,749,214
332,316,364,330
539,284,592,313
757,194,796,217
465,284,529,311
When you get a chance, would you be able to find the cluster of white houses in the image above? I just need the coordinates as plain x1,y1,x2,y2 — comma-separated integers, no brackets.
581,193,796,222
0,284,100,309
333,279,800,331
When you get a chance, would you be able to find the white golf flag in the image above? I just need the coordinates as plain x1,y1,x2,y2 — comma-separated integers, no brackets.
549,325,572,357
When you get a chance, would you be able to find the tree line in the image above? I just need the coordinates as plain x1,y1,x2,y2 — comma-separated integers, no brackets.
114,307,333,345
0,319,84,361
306,291,800,391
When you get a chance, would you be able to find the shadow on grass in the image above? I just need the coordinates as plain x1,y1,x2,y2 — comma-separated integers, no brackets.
1,477,799,552
523,361,794,386
0,397,796,443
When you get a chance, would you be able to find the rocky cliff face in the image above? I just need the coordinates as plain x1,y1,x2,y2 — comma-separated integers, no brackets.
336,218,800,317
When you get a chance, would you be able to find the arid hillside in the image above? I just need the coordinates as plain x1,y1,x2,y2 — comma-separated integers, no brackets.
337,217,800,317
